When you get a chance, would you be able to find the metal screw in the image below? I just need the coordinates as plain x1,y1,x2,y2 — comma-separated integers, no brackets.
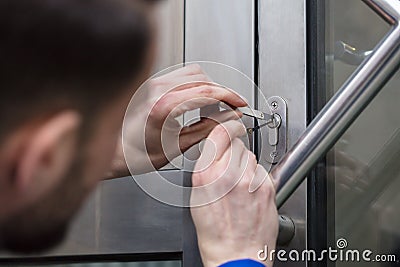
271,101,279,110
270,151,278,158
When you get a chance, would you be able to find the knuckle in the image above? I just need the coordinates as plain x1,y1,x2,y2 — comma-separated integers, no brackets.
143,99,155,111
198,74,210,82
248,150,257,162
233,138,245,149
210,124,228,138
261,178,276,198
147,78,164,90
148,78,176,94
192,172,205,187
149,101,162,116
148,104,160,119
149,96,170,117
193,167,217,187
198,86,214,97
227,121,246,138
238,176,252,190
187,63,203,74
147,78,158,87
228,119,243,129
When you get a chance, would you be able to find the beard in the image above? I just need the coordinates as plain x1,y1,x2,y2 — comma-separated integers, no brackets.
0,157,92,254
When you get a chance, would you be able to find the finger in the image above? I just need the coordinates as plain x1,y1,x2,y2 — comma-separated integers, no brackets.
152,64,207,82
197,138,247,187
207,137,247,188
249,164,269,193
219,137,248,170
243,150,258,179
249,165,276,203
168,64,207,78
157,86,247,119
236,150,258,191
179,110,242,152
177,85,247,108
151,78,213,96
170,81,226,92
166,81,248,107
201,120,246,162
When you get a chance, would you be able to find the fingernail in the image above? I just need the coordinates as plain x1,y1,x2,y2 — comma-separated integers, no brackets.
240,96,249,105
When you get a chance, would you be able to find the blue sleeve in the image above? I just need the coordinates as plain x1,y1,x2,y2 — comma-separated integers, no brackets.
218,259,266,267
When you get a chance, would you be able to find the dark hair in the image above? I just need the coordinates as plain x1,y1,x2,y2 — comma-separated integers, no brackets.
0,0,156,138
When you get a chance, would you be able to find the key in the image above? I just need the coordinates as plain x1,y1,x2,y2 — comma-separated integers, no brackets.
219,102,274,122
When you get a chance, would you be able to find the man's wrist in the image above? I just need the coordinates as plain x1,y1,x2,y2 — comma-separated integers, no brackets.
218,259,266,267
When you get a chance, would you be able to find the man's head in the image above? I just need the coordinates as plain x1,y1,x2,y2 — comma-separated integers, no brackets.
0,0,157,253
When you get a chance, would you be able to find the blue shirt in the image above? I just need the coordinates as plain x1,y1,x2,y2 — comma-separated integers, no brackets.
218,259,265,267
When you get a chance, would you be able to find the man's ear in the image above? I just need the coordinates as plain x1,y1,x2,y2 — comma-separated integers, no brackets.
15,111,81,200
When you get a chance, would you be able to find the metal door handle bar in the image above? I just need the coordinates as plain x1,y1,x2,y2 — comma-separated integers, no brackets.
272,0,400,208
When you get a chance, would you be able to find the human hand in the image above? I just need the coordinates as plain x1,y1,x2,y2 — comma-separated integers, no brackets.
190,120,279,267
115,64,247,176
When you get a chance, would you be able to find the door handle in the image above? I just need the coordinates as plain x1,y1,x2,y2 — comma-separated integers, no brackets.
271,0,400,209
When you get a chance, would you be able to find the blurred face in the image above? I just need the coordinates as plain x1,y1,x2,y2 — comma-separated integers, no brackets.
0,0,158,254
0,90,134,253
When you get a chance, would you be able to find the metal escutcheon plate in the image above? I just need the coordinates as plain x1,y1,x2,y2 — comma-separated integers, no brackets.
264,96,287,164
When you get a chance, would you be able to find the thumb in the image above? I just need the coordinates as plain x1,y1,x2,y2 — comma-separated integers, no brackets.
179,110,242,152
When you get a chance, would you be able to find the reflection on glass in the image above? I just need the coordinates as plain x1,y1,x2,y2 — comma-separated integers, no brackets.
327,0,400,266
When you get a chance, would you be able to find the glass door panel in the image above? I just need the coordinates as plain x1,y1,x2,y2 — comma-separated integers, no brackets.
326,0,400,266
